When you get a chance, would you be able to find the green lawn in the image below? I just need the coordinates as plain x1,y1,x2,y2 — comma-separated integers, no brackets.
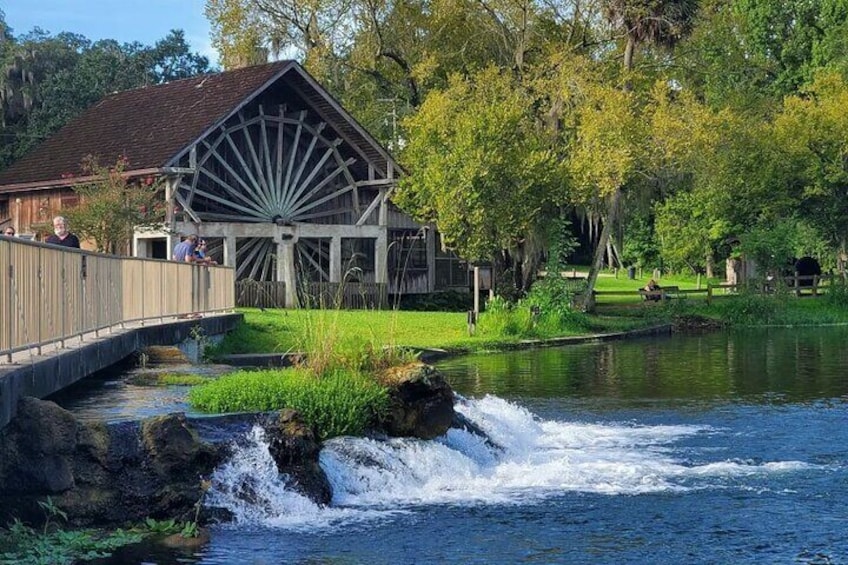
208,270,847,357
208,306,653,356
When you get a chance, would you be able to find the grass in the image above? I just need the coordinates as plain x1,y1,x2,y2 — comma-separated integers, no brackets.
127,373,210,387
205,307,655,357
187,368,390,439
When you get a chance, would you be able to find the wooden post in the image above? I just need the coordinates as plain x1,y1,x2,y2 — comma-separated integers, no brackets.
473,265,480,317
812,274,819,297
794,271,800,297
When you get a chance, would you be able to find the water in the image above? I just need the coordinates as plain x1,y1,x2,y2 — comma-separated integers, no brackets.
79,328,848,564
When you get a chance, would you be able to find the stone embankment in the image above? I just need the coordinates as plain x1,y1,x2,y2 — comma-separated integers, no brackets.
0,363,454,528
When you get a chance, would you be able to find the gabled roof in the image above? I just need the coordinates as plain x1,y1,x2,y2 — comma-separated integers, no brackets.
0,61,400,192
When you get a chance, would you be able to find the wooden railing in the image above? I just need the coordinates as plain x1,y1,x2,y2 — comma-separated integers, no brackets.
234,280,388,309
589,273,844,306
1,236,235,362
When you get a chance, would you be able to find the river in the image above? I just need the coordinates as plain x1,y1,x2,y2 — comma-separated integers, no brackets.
78,327,848,564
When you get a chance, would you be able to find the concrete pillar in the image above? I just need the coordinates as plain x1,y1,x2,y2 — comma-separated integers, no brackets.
375,231,388,284
329,236,341,283
277,241,297,307
166,234,176,260
378,189,387,226
223,236,237,268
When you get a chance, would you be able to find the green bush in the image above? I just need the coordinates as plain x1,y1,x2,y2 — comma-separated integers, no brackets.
825,280,848,308
708,290,785,325
188,369,390,439
478,295,529,337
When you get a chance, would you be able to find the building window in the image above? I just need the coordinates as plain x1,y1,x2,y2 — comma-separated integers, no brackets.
434,233,469,289
341,238,375,282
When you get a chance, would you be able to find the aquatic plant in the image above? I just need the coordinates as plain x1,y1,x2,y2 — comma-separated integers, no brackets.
188,368,390,439
0,498,143,565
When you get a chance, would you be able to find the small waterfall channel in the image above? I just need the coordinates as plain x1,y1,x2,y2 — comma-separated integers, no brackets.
207,394,814,529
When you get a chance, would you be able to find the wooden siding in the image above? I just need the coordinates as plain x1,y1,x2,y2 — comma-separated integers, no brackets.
4,188,75,239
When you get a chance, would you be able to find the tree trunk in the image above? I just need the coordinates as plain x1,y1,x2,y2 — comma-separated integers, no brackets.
706,250,714,279
582,189,622,310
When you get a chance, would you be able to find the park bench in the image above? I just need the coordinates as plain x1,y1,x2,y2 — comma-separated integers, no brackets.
638,285,682,302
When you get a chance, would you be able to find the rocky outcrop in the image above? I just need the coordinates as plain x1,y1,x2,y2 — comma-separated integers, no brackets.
0,364,458,527
380,363,455,439
263,409,331,505
0,398,223,527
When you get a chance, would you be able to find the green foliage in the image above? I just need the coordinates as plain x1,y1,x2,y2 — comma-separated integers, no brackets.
0,24,209,171
478,296,529,337
396,66,564,263
63,156,164,254
141,518,179,535
621,214,660,269
0,498,143,565
824,280,848,308
709,291,785,325
188,368,390,439
738,220,800,275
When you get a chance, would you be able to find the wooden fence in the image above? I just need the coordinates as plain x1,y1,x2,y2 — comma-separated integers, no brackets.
590,273,843,306
1,236,235,362
234,280,389,310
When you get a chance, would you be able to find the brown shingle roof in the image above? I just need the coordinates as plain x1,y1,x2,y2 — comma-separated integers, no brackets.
0,61,298,189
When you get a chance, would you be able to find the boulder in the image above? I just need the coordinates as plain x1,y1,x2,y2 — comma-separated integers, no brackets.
380,363,455,439
0,398,224,527
263,409,332,505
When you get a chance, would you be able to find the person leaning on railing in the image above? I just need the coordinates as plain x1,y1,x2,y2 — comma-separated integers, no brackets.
193,239,217,266
45,216,80,248
2,226,15,237
172,234,198,263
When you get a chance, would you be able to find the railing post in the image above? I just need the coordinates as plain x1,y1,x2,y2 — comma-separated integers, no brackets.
37,247,43,355
140,259,145,326
60,262,66,348
6,247,12,363
80,254,86,343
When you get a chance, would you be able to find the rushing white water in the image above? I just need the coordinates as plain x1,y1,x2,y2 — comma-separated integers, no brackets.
207,395,812,528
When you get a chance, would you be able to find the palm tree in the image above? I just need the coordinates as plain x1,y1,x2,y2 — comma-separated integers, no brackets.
581,0,699,309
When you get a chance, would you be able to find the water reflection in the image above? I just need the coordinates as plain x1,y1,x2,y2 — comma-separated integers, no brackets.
438,327,848,403
49,361,235,423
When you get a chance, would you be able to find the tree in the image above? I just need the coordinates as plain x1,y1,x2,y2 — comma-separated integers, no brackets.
396,66,566,292
63,157,164,254
576,0,699,308
774,71,848,270
0,27,209,172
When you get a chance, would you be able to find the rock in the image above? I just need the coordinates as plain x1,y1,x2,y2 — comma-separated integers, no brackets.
263,409,332,506
0,398,224,528
161,529,211,549
380,363,455,439
0,397,78,494
141,346,190,365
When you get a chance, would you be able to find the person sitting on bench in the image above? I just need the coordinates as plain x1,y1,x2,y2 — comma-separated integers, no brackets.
643,279,662,301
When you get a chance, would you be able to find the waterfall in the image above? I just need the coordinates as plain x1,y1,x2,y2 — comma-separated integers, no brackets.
207,395,812,528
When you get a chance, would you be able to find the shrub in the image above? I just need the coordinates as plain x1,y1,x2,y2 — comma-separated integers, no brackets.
710,290,785,325
825,280,848,308
478,295,529,337
188,369,390,439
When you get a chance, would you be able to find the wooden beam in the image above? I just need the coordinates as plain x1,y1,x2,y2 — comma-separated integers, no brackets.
356,192,383,226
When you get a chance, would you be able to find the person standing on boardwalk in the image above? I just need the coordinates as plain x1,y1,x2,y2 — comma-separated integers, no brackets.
45,216,80,248
172,234,198,263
